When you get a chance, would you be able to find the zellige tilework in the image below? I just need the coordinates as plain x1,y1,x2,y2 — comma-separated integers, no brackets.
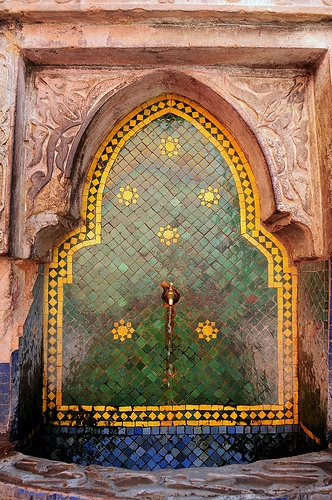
43,95,298,429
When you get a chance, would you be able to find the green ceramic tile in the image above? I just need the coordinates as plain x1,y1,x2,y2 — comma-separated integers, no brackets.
62,116,278,408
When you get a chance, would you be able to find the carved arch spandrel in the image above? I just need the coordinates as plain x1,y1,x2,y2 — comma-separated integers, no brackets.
191,70,319,257
25,69,151,259
25,69,315,261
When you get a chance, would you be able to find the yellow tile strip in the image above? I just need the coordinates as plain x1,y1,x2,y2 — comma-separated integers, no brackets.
300,422,321,445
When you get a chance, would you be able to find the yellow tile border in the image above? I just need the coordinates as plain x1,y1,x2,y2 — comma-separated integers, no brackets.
43,94,298,427
300,422,321,445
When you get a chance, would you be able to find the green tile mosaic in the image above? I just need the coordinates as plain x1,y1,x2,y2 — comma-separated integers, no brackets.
44,94,298,427
61,116,278,408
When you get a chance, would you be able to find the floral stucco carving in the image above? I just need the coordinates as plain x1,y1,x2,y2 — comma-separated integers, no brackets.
211,74,313,224
26,71,135,210
25,69,321,259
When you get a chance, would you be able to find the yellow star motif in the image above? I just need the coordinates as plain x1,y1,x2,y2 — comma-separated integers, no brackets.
159,136,181,157
111,319,134,342
196,320,218,342
117,186,139,206
157,225,180,246
198,186,221,207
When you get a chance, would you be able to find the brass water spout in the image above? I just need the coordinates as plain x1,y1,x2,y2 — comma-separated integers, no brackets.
161,281,180,306
167,283,175,305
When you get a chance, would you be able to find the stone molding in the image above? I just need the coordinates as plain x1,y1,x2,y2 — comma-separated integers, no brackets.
0,31,18,255
1,451,332,499
0,0,332,10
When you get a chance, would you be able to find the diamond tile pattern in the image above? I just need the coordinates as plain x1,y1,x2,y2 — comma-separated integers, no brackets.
44,95,298,428
61,115,278,408
33,425,299,470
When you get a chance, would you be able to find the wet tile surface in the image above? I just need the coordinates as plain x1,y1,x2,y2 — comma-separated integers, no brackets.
31,424,300,469
62,115,278,409
44,96,298,432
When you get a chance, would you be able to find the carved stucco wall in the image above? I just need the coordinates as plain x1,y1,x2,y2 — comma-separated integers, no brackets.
22,67,322,260
191,72,316,229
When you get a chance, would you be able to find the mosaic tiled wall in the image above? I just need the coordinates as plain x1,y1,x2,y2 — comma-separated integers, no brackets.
0,363,10,433
15,270,44,444
40,95,298,467
298,260,329,447
62,116,279,409
33,424,299,469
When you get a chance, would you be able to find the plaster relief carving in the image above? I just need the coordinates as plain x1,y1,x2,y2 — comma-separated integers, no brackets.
27,76,86,203
27,72,133,207
222,75,313,219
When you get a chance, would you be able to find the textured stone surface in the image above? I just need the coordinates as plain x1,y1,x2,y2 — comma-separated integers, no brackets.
0,29,18,255
1,1,332,23
1,450,332,499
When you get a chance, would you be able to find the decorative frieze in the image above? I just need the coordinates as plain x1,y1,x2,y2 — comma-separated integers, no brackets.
26,72,135,211
22,67,324,259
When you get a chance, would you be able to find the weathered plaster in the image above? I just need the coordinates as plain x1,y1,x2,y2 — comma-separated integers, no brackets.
0,258,38,364
1,1,332,25
0,28,19,255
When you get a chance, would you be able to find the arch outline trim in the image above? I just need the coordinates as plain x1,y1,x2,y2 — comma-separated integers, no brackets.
43,94,298,428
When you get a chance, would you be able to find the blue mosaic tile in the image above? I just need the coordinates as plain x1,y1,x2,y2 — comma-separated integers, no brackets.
29,424,302,470
0,371,10,384
0,363,10,374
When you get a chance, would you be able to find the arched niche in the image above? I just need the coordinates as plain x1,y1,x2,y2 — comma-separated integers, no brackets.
68,70,275,224
31,70,314,262
37,92,302,470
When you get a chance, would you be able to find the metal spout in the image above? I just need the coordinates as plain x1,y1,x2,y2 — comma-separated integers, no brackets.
161,281,180,306
167,283,175,306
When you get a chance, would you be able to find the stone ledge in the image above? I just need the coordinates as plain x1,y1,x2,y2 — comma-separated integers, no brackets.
1,3,332,24
1,450,332,499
